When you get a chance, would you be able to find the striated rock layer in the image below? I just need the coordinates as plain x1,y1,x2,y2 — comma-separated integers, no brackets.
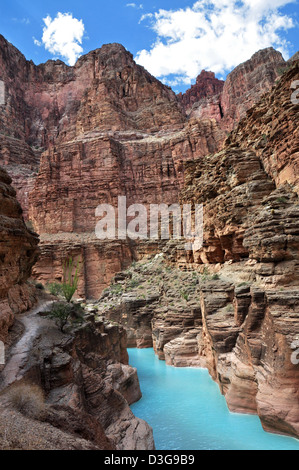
180,60,299,285
228,61,299,194
179,48,286,129
91,59,299,440
0,34,288,297
94,256,299,439
0,166,39,342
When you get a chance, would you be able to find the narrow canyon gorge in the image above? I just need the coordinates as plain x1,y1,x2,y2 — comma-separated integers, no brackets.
0,33,298,449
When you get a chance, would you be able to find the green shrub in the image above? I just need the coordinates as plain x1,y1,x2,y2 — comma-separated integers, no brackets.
128,279,140,289
202,266,210,280
237,282,249,287
276,197,288,204
181,292,189,301
225,303,234,313
47,302,84,332
46,282,63,297
111,284,124,295
48,302,72,332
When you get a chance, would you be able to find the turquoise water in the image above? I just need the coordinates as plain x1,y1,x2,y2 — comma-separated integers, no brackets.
129,348,299,450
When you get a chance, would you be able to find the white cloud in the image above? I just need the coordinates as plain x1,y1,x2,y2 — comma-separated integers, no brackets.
33,37,42,47
126,3,144,9
12,17,30,24
139,13,154,23
37,12,85,66
135,0,295,85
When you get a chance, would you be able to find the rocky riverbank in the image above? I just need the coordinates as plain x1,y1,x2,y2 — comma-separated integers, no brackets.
0,297,154,450
90,255,299,439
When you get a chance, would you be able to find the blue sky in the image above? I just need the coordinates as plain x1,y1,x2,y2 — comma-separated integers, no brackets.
0,0,298,93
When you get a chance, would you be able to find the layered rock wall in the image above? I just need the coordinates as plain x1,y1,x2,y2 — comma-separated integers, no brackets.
228,61,299,194
0,167,39,342
92,58,299,439
95,258,299,439
0,35,288,298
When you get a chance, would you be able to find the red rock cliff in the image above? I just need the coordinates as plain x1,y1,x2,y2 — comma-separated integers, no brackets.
0,36,289,298
0,167,39,342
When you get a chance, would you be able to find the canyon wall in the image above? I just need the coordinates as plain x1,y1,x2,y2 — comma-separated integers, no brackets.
228,61,299,195
92,58,299,439
0,166,39,342
0,35,288,298
180,60,299,275
179,47,286,128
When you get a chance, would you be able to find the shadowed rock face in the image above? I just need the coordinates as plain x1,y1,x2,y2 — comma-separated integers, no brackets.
228,61,299,195
0,167,39,342
0,35,288,297
0,302,154,450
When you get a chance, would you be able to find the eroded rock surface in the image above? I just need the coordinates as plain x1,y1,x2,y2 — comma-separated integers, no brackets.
0,35,287,297
0,167,39,342
228,61,299,194
0,304,154,450
95,256,299,439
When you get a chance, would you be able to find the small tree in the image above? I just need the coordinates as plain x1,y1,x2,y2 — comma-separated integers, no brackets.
47,301,85,333
47,302,73,332
62,257,82,303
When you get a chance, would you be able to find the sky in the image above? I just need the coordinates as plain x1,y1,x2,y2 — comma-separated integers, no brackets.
0,0,298,93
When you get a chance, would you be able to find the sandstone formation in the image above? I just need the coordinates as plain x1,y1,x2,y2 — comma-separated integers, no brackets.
228,61,299,194
220,48,286,130
180,59,299,285
0,166,39,343
90,58,299,440
94,254,299,439
0,35,288,297
179,48,286,129
0,160,154,451
89,256,204,362
178,70,224,120
0,303,154,450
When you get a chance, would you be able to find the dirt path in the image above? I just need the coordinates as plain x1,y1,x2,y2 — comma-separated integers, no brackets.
0,301,54,390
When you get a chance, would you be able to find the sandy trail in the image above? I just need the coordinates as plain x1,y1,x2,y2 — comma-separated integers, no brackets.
0,301,54,390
